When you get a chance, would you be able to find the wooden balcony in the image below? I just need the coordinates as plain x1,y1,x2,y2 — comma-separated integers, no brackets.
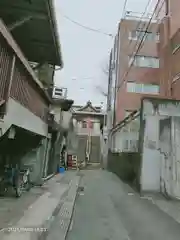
0,19,52,136
0,19,50,122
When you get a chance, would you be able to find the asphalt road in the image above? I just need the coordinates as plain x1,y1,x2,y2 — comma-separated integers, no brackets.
52,170,180,240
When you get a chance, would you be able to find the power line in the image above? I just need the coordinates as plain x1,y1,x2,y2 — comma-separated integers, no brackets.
137,0,166,82
117,0,165,91
120,1,153,76
111,0,158,123
126,0,153,50
128,0,165,83
118,0,158,81
61,13,114,37
130,0,164,55
112,0,154,114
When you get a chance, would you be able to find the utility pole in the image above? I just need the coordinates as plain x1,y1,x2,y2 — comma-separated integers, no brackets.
102,51,113,169
106,51,113,129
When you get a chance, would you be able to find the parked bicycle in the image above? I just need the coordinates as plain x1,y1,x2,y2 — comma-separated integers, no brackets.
0,164,31,197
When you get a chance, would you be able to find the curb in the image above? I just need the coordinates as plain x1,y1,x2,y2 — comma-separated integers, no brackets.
64,177,81,240
0,174,77,240
37,188,70,240
35,176,81,240
44,175,81,240
42,173,56,182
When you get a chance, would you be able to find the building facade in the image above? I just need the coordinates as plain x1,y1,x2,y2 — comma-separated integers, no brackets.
0,1,68,185
106,2,180,197
111,12,160,123
72,101,104,164
158,0,180,100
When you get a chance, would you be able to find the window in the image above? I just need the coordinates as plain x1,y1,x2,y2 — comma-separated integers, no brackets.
129,55,159,68
82,120,94,129
89,121,94,129
82,121,87,128
156,32,160,41
129,30,159,41
127,82,159,94
145,32,157,41
129,30,138,40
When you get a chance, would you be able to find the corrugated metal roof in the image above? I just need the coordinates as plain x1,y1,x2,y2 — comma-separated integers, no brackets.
0,0,63,66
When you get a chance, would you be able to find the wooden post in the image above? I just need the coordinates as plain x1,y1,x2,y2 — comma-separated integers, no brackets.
3,54,16,114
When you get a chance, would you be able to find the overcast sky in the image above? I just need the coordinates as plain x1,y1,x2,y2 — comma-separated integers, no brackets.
54,0,156,106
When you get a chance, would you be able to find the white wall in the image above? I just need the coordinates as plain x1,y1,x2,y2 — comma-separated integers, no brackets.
52,107,72,131
110,117,139,153
167,117,180,199
53,106,61,123
61,111,72,130
141,99,180,195
76,118,101,136
5,98,48,136
141,115,161,192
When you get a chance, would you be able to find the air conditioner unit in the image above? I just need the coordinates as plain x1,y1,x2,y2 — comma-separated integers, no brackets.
52,86,67,99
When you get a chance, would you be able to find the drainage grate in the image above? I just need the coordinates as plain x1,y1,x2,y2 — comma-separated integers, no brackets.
78,186,84,192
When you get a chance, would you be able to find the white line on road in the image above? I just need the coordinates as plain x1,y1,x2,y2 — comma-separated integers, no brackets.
69,219,74,232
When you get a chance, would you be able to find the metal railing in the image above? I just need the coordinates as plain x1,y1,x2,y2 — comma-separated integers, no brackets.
124,11,158,22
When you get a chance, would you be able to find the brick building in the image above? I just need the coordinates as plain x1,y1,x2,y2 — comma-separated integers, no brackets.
109,12,160,123
158,0,180,99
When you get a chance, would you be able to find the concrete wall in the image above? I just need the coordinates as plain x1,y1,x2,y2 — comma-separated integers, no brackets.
140,98,180,197
171,117,180,198
52,106,61,123
67,122,78,155
42,137,52,178
77,135,87,163
21,138,47,184
140,115,161,192
108,151,140,186
159,117,172,196
89,136,101,163
4,98,48,136
52,107,72,131
61,111,72,130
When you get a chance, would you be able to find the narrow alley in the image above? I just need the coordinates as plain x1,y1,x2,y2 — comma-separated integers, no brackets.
47,170,180,240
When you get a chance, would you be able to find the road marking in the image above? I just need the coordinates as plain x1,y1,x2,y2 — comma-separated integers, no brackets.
128,193,134,196
69,219,74,231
